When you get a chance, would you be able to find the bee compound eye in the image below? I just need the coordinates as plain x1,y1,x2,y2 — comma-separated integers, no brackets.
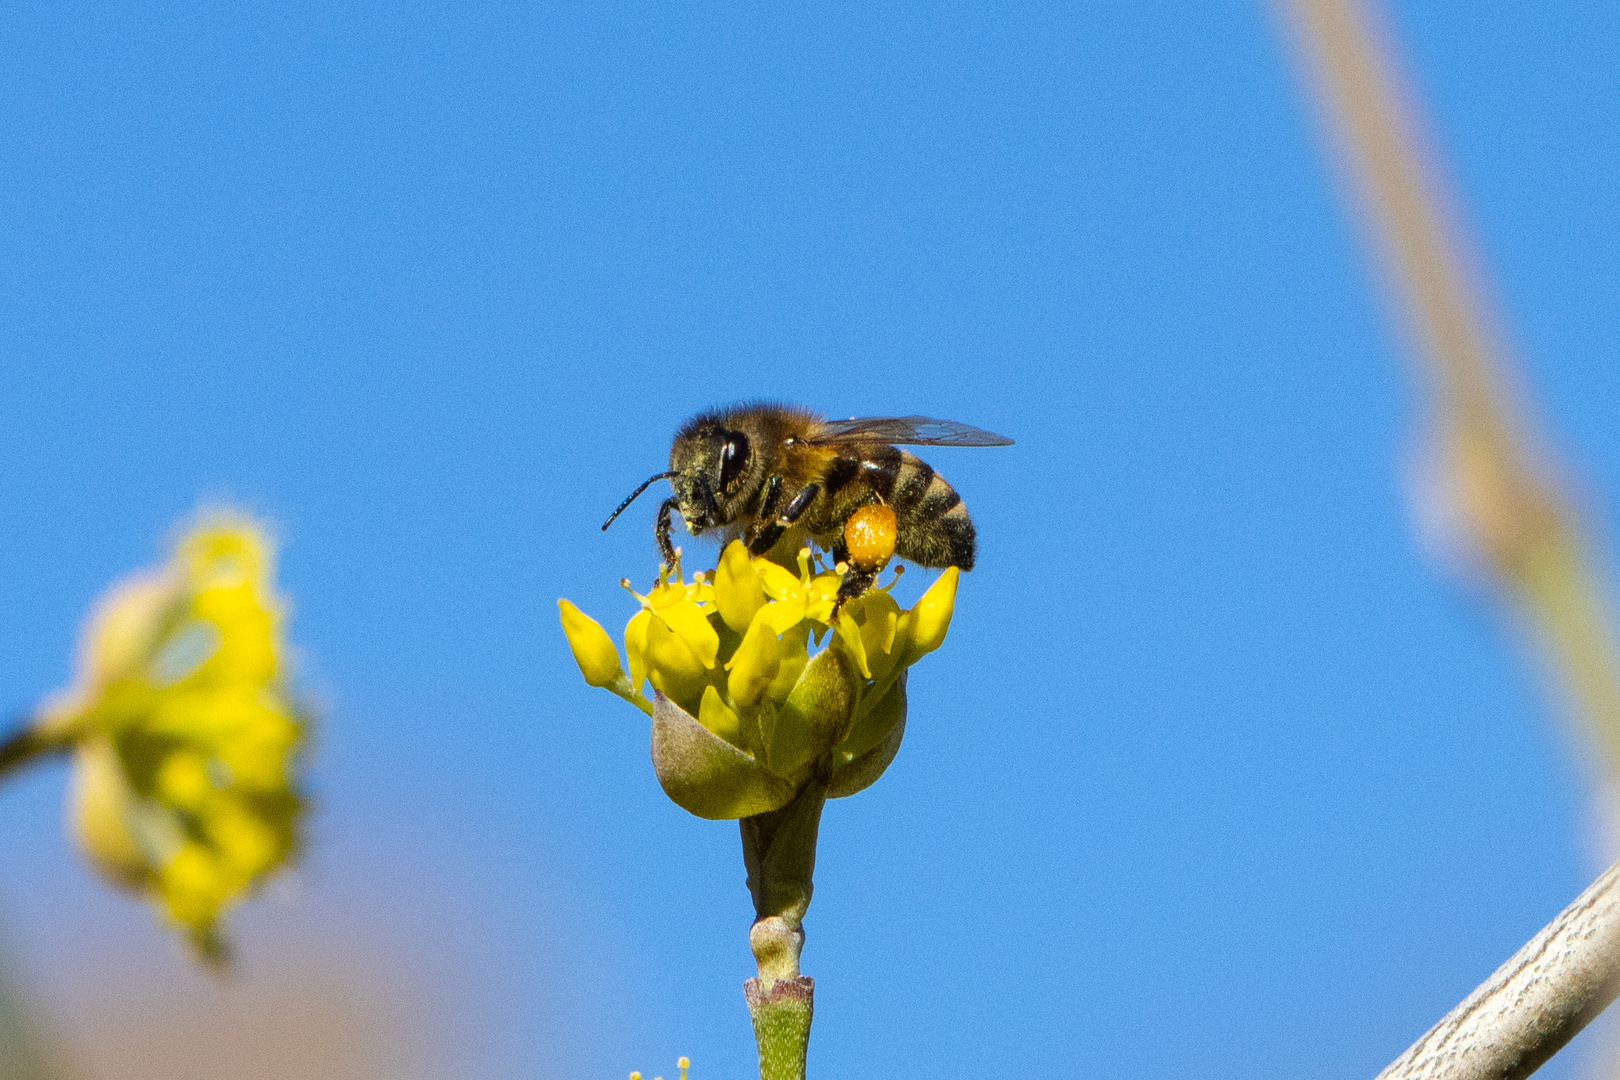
719,432,750,492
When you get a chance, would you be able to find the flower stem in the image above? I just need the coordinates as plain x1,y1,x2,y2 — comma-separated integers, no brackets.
0,724,66,785
740,779,826,1080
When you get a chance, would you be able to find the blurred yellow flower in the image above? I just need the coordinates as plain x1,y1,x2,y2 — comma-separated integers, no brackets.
559,541,959,819
30,514,308,962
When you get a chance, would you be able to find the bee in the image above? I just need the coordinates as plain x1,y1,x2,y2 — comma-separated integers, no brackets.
602,404,1014,603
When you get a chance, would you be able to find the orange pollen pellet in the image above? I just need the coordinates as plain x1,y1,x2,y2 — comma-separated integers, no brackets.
844,504,898,571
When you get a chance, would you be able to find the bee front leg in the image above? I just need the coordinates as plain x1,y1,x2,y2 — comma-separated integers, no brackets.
655,497,679,568
746,481,820,557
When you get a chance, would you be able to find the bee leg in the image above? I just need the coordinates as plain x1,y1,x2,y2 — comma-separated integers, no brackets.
758,474,784,519
654,497,679,567
832,564,878,615
746,482,820,557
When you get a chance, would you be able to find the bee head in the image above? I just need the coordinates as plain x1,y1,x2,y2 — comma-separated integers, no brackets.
669,414,755,532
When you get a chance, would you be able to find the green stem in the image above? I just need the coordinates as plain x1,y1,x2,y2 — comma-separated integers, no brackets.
0,724,68,785
745,970,813,1080
740,779,826,1080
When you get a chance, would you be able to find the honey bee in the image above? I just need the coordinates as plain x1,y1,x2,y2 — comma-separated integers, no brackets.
602,404,1013,603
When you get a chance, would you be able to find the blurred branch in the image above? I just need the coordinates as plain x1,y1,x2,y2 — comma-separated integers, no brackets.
0,722,67,785
1277,2,1620,1076
1374,859,1620,1080
1278,0,1620,769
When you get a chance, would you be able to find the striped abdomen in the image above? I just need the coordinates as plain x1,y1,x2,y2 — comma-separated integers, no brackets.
811,446,976,569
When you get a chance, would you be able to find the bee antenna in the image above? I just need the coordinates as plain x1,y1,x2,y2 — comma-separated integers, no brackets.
602,471,679,532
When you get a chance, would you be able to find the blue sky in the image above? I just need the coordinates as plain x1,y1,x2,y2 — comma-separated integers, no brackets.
3,1,1620,1077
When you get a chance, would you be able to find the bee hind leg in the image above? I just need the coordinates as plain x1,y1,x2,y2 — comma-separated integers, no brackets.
832,566,879,616
829,536,881,616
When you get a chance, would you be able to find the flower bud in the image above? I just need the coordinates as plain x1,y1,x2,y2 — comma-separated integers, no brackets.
559,600,626,688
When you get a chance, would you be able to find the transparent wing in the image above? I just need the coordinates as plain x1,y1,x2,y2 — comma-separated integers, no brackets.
808,415,1014,447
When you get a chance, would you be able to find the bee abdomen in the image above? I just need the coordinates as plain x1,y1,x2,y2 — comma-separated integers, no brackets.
890,452,976,570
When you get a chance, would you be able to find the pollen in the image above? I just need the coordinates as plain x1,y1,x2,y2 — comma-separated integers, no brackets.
844,504,898,571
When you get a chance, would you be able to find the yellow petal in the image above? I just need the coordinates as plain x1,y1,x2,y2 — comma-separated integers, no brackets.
833,610,871,679
624,609,652,695
714,541,765,633
198,614,278,686
755,561,802,601
757,599,811,636
80,575,182,690
559,600,626,688
207,802,280,881
653,601,720,668
907,567,959,659
216,709,299,791
179,520,269,592
155,750,215,811
727,617,782,709
845,590,901,683
682,580,716,605
644,616,710,713
70,738,153,890
764,623,811,705
697,684,746,748
160,841,227,930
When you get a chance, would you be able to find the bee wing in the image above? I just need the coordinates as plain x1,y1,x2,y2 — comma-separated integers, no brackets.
809,415,1014,447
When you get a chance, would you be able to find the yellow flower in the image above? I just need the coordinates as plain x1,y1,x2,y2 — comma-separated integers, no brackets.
754,549,841,634
616,561,720,717
32,513,308,962
559,540,961,819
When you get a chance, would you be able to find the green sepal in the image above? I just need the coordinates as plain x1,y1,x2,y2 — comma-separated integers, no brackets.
763,647,855,779
828,672,907,798
651,692,796,820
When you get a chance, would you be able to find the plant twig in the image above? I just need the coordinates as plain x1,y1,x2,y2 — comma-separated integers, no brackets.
1376,859,1620,1080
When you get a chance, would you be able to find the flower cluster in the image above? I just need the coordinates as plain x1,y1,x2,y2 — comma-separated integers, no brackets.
628,1056,690,1080
560,541,957,819
35,516,306,960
